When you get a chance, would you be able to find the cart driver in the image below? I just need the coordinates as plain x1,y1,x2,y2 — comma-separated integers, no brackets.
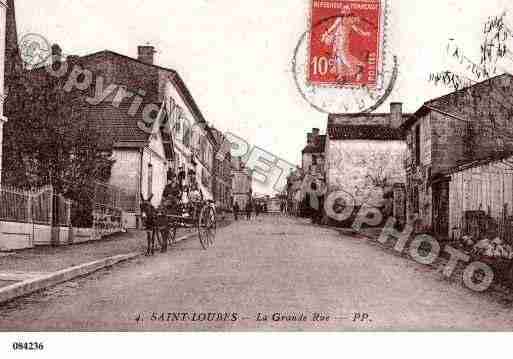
162,170,182,214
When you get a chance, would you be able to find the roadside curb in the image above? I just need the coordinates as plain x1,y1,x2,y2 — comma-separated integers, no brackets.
0,221,232,305
0,252,139,305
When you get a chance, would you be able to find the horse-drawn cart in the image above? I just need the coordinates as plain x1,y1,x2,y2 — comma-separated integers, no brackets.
141,195,217,255
160,201,217,250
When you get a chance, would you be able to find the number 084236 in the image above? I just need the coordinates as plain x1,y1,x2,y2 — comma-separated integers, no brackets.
12,342,44,350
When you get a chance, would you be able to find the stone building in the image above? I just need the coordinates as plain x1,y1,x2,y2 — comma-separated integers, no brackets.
402,74,513,238
326,103,410,212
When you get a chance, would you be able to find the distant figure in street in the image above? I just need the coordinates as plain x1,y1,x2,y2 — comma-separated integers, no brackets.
245,201,253,220
255,203,261,217
233,202,240,221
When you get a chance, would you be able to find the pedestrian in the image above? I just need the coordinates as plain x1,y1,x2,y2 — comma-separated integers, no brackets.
245,201,253,220
233,202,240,221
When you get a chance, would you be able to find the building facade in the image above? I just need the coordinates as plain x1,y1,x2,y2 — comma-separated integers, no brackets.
159,65,217,204
402,74,513,238
211,127,232,213
326,104,409,213
232,156,252,210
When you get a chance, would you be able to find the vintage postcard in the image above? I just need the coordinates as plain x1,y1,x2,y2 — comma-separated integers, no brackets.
0,0,513,355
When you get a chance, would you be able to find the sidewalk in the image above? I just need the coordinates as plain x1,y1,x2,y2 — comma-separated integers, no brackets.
1,226,205,269
0,218,232,303
0,227,195,285
336,226,513,298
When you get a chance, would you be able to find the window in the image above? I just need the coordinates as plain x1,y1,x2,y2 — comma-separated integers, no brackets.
415,124,421,166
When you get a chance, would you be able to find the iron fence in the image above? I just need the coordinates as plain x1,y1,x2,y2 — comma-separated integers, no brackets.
93,181,138,212
0,185,69,226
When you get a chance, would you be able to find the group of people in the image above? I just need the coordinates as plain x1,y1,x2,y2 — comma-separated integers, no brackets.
161,167,203,216
233,201,264,221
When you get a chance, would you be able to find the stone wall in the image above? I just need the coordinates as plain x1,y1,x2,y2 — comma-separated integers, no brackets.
326,140,406,207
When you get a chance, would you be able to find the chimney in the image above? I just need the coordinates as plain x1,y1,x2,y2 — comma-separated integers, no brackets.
51,44,62,64
390,102,403,128
138,45,155,65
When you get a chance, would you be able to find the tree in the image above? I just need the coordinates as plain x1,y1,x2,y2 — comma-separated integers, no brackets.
2,60,113,226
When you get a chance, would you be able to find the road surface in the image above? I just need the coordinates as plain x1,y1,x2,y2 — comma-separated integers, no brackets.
1,216,512,330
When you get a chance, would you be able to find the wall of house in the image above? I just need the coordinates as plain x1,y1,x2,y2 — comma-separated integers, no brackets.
159,75,214,200
405,113,433,225
426,74,513,157
430,111,470,175
141,134,168,207
327,140,406,208
406,110,472,228
109,136,168,209
110,149,141,197
449,160,513,240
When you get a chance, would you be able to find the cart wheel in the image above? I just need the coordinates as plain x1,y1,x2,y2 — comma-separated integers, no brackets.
198,205,216,250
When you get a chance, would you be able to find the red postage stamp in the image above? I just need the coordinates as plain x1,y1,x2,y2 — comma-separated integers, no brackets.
308,0,384,88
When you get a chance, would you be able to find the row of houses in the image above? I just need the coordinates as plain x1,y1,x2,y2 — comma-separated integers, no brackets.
0,0,248,250
288,74,513,242
9,41,231,228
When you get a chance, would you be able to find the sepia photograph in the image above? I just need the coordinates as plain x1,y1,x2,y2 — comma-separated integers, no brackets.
0,0,512,355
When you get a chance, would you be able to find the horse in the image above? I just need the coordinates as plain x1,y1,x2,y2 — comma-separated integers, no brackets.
140,194,167,256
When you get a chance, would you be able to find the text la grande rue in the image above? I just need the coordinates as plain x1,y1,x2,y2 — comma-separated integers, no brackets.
257,312,330,322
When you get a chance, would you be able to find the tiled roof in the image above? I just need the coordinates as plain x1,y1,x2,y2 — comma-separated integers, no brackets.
327,124,405,140
79,102,151,144
302,135,326,154
75,100,173,159
403,73,513,129
328,113,412,127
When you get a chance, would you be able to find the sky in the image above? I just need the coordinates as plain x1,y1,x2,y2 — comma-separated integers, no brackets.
14,0,513,194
